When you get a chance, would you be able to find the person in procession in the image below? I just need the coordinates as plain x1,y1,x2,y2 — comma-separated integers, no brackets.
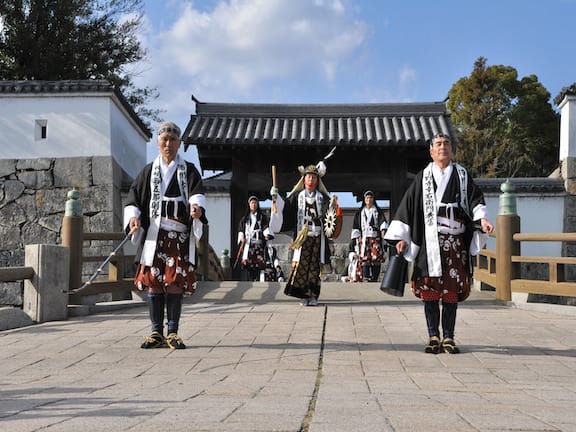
268,161,335,306
351,190,389,282
236,195,272,281
384,132,494,354
124,121,206,350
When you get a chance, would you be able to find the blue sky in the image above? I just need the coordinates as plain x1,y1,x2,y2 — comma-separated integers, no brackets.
135,0,576,179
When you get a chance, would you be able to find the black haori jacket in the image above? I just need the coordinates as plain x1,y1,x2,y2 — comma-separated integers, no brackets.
384,162,488,280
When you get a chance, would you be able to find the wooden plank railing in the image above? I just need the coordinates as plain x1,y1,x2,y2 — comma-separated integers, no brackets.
64,224,212,299
0,266,34,282
474,227,576,301
73,231,136,298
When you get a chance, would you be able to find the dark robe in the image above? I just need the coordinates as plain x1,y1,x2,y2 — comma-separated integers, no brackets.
237,210,270,244
125,160,204,234
237,209,270,277
352,205,388,234
386,162,487,280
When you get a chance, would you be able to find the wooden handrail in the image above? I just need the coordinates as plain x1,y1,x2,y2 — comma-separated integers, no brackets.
0,266,34,282
474,223,576,300
512,256,576,264
83,232,126,241
513,233,576,242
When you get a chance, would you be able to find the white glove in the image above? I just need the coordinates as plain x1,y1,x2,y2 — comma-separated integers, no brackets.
270,186,278,198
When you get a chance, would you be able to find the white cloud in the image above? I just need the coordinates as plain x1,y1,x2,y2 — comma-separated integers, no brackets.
139,0,367,102
399,66,417,87
136,0,368,162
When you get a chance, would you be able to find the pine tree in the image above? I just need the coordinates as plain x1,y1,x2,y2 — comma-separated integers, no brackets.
447,57,559,178
0,0,160,124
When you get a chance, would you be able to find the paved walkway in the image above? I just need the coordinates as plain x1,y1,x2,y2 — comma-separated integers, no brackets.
1,282,576,432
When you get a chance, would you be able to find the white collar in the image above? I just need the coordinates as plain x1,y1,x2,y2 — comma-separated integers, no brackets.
432,162,452,202
159,156,179,190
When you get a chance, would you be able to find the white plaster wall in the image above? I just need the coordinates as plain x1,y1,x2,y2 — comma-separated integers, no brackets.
0,95,110,158
205,193,232,258
0,94,148,180
559,95,576,160
485,194,564,257
109,100,147,179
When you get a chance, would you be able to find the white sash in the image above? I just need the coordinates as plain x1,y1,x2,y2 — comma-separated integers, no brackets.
360,206,378,256
422,162,469,277
242,214,263,261
141,155,194,266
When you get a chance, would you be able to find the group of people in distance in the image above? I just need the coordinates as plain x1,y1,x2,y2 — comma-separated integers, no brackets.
125,120,494,355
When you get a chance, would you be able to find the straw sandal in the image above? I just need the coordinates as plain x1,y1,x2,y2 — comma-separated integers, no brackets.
166,333,186,350
141,331,165,349
441,338,460,354
425,336,441,354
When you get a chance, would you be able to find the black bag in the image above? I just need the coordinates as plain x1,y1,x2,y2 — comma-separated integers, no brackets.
380,254,408,297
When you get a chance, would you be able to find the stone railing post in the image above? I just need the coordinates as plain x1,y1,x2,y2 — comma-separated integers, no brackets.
495,180,521,301
23,244,69,322
220,248,232,280
61,189,83,303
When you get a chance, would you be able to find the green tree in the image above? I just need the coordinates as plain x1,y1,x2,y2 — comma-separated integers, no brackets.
0,0,161,124
447,57,559,178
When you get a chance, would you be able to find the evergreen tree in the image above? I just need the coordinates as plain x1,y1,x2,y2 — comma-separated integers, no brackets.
447,57,559,178
0,0,160,124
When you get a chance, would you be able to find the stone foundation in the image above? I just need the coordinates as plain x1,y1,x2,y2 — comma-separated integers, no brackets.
0,156,128,306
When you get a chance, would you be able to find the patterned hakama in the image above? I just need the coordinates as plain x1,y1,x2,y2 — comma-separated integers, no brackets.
244,239,266,271
412,233,471,303
284,235,321,299
134,228,196,295
361,237,385,264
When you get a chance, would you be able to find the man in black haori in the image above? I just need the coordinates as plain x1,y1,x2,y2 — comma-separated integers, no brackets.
269,161,333,306
124,121,206,350
384,133,494,354
236,195,272,281
351,190,389,282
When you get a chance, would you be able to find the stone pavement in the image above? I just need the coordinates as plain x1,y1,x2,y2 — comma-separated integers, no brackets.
1,281,576,432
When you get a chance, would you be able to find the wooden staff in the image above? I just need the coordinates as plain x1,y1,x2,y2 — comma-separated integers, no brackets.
271,165,277,214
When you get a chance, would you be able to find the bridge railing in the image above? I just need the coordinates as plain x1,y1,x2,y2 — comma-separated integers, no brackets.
0,244,69,323
61,188,215,302
473,181,576,301
63,221,212,301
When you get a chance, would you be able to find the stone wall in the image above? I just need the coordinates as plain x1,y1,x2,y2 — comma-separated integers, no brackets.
0,156,125,306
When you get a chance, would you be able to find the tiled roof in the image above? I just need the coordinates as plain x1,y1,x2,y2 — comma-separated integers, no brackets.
0,80,151,137
554,84,576,106
476,177,565,194
183,101,455,150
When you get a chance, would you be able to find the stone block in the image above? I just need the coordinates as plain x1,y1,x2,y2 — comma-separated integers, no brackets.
18,170,53,189
23,244,69,322
1,179,25,204
16,158,52,171
0,281,23,306
53,157,92,188
92,156,114,186
0,159,16,178
0,225,22,249
38,188,68,214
